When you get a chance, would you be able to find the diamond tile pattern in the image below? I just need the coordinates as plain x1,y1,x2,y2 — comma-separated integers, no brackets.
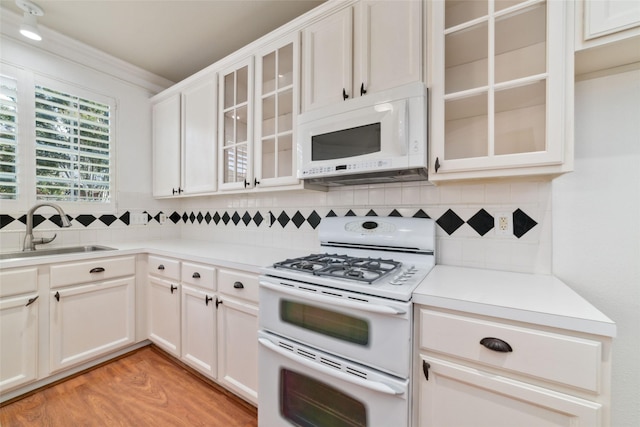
0,207,538,238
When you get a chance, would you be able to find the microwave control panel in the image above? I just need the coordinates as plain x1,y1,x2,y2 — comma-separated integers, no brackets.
301,159,393,177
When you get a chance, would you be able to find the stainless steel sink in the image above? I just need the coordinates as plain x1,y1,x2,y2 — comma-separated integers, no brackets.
0,245,116,261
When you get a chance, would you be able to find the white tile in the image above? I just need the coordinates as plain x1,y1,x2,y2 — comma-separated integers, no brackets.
460,184,486,204
484,183,511,204
439,185,462,204
353,188,369,205
384,185,402,206
368,187,385,205
401,185,421,206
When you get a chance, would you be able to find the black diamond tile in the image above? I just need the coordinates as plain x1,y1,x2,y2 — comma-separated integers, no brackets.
242,212,251,226
307,211,321,229
205,212,212,224
119,212,130,225
389,209,403,217
144,211,152,222
18,214,45,228
213,212,221,224
269,211,276,227
253,212,264,227
277,211,290,228
232,212,241,225
153,212,163,223
189,212,196,223
366,209,377,216
326,210,337,217
467,209,494,236
76,214,96,227
513,209,537,238
413,209,430,219
437,209,465,235
181,213,188,223
0,214,15,229
292,211,305,228
196,212,204,223
345,209,356,216
50,214,74,227
169,212,181,224
222,212,230,225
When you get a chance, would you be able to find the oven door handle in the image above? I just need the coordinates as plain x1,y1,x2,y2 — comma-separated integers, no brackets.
259,281,406,315
258,337,404,396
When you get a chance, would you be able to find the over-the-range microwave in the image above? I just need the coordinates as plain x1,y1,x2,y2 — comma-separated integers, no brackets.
297,82,428,186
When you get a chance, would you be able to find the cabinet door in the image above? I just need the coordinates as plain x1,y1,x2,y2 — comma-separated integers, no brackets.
50,278,135,372
152,94,181,197
217,296,258,404
254,33,301,188
430,0,573,181
419,356,602,427
0,294,38,393
148,277,181,357
181,285,216,378
354,0,422,96
219,57,254,191
182,78,218,195
302,6,353,111
584,0,640,40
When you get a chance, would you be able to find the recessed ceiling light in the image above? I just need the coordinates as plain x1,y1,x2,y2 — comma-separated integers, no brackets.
15,0,44,42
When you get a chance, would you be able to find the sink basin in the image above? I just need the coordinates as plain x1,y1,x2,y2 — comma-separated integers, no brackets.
0,245,116,261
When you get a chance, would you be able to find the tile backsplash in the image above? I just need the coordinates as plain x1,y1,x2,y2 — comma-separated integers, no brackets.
0,180,551,274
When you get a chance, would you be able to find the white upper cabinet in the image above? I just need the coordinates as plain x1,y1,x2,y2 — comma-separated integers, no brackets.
302,0,422,111
581,0,640,43
218,58,254,191
254,33,301,188
152,74,217,197
429,0,574,182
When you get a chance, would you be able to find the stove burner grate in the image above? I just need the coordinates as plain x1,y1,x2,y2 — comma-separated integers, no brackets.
273,253,402,284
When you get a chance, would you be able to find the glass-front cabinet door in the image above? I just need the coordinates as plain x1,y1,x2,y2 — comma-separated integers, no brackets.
254,33,301,188
429,0,573,182
218,57,253,190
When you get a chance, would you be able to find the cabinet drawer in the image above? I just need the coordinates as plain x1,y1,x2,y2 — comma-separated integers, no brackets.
218,269,258,303
148,255,180,281
0,267,38,297
419,309,602,392
181,262,216,290
50,256,136,288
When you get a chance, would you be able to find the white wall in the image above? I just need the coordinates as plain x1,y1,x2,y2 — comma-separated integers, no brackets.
553,66,640,427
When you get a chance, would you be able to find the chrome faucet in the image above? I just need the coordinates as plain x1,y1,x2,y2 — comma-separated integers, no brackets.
23,203,72,251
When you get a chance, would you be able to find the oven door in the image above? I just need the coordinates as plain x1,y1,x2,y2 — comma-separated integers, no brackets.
258,331,409,427
259,276,412,378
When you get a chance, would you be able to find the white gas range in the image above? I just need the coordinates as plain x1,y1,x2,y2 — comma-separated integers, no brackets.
258,216,436,427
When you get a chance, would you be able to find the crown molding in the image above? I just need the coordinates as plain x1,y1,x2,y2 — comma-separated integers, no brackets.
0,7,174,94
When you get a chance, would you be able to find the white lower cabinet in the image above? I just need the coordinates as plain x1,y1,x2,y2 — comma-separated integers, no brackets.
0,267,39,394
148,276,181,357
415,307,612,427
217,294,258,404
146,257,259,405
50,278,135,372
181,285,217,378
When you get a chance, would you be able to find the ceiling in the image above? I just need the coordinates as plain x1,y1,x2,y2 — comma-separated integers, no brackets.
1,0,325,83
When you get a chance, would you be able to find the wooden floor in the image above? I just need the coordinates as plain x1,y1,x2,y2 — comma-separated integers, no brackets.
0,346,257,427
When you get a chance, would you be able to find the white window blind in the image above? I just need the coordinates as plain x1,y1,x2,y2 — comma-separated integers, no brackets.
35,85,112,202
0,74,18,200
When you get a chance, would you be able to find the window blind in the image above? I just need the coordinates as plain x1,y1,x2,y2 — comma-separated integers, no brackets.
35,85,111,202
0,75,18,200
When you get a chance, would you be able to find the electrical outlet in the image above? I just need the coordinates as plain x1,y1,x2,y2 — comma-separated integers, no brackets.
495,212,513,236
158,213,167,225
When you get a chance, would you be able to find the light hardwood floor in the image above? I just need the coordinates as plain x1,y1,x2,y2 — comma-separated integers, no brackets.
0,346,257,427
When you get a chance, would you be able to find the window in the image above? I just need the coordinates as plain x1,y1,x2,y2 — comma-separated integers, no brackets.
0,74,18,200
35,85,112,203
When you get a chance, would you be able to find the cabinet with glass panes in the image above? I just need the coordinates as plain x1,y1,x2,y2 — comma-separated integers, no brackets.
429,0,574,182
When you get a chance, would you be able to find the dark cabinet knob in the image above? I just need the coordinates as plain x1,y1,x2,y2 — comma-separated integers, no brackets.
360,83,367,96
26,296,39,307
343,88,349,100
89,267,105,274
170,285,178,294
233,281,244,289
205,295,213,306
157,264,165,270
434,157,440,173
54,291,60,302
254,178,260,186
480,337,513,353
192,272,201,279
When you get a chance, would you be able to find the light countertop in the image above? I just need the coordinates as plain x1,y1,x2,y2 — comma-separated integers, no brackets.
413,265,616,337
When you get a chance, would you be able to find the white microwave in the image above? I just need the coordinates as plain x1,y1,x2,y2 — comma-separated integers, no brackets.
297,82,428,186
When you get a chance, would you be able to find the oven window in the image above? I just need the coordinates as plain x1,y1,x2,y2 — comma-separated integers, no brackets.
311,123,381,161
280,300,369,346
281,369,367,427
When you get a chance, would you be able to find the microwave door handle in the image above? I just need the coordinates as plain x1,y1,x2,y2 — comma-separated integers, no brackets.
258,338,404,396
259,281,406,315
